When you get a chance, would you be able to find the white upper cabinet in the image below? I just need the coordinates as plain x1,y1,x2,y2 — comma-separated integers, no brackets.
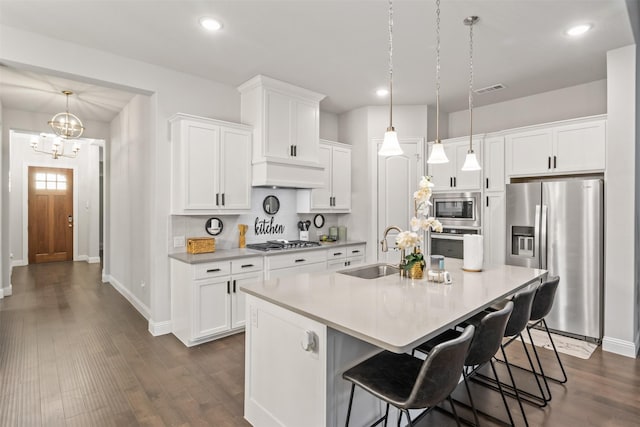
506,117,606,177
297,140,352,213
427,137,483,192
483,136,505,192
238,75,326,188
170,114,251,214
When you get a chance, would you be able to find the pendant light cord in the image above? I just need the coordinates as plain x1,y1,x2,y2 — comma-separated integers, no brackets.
435,0,441,142
388,0,394,129
468,19,474,152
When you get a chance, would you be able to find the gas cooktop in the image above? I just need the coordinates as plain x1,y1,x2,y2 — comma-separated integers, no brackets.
246,240,322,252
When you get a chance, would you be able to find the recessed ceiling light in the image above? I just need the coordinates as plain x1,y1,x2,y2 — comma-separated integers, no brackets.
200,17,222,31
566,24,592,37
376,88,389,97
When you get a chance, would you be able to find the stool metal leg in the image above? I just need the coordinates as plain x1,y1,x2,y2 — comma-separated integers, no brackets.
500,345,529,427
345,383,355,427
462,371,480,427
539,319,568,383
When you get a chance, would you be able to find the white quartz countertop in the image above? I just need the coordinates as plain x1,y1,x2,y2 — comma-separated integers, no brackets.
240,259,547,353
169,240,366,264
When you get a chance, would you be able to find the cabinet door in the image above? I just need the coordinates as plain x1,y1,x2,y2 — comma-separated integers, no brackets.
331,146,352,210
183,121,220,209
484,136,505,192
454,139,482,190
427,143,456,191
231,272,261,329
483,192,506,266
194,278,231,339
293,99,319,162
506,129,553,176
311,144,332,209
264,90,292,158
553,120,605,173
220,127,252,210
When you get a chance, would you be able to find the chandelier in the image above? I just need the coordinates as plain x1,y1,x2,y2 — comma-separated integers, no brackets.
30,133,81,159
48,90,85,140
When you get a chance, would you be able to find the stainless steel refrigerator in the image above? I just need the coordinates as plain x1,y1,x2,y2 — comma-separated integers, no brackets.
506,179,603,341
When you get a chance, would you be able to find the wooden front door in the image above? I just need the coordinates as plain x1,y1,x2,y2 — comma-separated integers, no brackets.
28,167,74,263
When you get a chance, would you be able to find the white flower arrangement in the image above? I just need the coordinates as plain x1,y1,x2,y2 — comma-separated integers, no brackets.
396,176,443,251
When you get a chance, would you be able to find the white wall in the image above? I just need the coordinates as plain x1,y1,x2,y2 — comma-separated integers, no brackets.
0,98,4,297
0,25,242,334
320,111,339,141
8,127,101,266
447,80,607,138
604,45,638,357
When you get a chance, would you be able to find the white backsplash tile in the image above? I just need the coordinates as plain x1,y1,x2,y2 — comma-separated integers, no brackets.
169,187,346,252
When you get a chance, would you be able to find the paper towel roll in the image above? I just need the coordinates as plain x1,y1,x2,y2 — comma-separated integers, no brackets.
463,234,484,272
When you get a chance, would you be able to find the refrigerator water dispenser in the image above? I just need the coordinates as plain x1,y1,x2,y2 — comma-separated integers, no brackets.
511,226,535,257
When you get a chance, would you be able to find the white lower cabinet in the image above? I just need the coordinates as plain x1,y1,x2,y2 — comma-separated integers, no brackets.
267,250,328,279
171,256,263,346
326,244,366,271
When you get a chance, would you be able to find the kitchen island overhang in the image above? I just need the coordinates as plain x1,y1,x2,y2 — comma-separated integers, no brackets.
241,259,547,427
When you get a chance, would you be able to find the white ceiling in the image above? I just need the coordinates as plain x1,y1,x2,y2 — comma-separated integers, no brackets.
0,0,635,122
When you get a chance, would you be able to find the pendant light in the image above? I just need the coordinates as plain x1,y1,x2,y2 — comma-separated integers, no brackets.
427,0,449,164
48,90,85,140
461,16,481,171
378,0,403,156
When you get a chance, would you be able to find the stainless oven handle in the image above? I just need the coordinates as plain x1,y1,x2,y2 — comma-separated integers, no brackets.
431,234,465,241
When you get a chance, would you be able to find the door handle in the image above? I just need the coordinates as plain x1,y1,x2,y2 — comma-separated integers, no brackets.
548,156,551,169
221,193,225,206
294,145,297,156
68,215,73,228
486,178,489,189
290,145,294,156
233,279,236,293
216,193,220,205
486,196,489,207
453,177,457,187
450,177,453,187
227,281,230,294
553,155,557,169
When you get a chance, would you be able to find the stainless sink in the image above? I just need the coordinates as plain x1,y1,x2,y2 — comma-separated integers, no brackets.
339,263,400,279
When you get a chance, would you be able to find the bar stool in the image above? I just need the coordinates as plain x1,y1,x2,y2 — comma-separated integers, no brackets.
342,325,474,427
413,301,515,427
519,276,566,401
474,286,543,427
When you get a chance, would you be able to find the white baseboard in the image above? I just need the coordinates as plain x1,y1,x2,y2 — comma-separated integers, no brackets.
1,285,13,297
148,320,172,336
76,255,88,262
87,257,101,264
106,275,151,321
11,260,27,268
602,335,639,358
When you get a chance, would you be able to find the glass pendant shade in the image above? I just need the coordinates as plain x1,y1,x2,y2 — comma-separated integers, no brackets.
378,128,403,156
461,150,481,171
427,142,449,164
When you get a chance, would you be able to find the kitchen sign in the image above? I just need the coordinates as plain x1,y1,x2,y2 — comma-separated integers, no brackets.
254,217,285,235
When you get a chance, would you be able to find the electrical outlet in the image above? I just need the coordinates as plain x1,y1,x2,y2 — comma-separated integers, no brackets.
174,236,185,248
140,281,146,288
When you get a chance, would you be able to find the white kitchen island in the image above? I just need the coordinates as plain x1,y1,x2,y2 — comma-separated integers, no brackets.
240,259,546,427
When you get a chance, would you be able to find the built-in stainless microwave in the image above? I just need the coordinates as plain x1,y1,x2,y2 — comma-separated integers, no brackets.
431,192,481,228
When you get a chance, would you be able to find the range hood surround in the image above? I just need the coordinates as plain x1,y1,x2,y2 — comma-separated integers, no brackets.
239,75,326,189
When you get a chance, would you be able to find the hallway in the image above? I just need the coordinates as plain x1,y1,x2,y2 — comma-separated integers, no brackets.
0,262,248,426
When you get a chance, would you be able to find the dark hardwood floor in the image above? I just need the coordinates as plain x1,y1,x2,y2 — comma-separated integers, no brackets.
1,261,638,426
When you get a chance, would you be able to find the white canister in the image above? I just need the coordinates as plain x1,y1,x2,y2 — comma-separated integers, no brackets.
463,234,484,272
299,230,309,241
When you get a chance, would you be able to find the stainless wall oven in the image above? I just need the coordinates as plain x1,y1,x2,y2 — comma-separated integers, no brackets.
430,192,482,259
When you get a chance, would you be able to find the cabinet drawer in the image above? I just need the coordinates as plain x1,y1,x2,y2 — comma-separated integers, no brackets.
232,257,264,274
346,245,366,258
268,250,327,270
327,248,347,260
193,261,231,280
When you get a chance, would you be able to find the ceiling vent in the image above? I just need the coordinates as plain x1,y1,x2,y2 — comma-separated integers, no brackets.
474,83,506,94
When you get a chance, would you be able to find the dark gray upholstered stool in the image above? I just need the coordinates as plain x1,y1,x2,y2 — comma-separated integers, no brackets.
414,301,515,427
473,286,542,427
342,325,474,427
522,276,566,399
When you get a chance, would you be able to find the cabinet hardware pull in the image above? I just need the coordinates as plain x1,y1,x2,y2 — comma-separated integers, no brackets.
227,281,230,294
221,193,225,206
486,196,489,207
450,177,453,187
241,264,254,268
206,268,221,273
453,177,457,187
553,155,557,168
486,178,489,189
290,145,293,156
294,145,297,156
294,259,306,263
334,252,343,256
216,193,220,205
233,280,236,293
548,156,551,169
352,250,360,254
